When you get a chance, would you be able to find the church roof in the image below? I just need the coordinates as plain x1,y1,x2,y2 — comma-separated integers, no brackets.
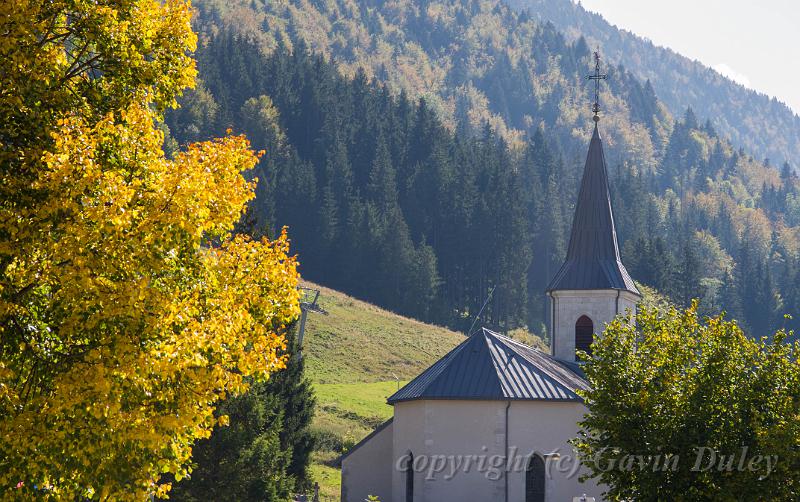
547,123,639,294
386,328,589,404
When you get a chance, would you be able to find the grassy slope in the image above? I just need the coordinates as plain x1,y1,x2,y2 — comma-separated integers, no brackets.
300,281,466,499
301,282,466,385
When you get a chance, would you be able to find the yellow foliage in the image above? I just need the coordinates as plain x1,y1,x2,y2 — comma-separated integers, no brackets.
0,0,300,499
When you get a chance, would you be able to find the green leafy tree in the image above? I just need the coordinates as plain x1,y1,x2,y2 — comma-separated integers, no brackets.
575,303,800,501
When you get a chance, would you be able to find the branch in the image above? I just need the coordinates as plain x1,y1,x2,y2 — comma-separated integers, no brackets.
60,53,102,84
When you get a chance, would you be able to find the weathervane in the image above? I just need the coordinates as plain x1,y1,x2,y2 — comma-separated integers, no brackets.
587,50,607,122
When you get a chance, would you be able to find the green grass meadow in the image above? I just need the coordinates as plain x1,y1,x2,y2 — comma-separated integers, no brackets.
300,282,464,499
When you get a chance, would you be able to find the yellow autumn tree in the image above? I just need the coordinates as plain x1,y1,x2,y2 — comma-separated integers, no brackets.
0,0,300,499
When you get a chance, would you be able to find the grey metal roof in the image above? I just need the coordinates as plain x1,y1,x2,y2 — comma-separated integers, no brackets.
386,329,589,404
547,124,639,295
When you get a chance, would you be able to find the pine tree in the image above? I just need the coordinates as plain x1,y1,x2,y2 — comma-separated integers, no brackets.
651,237,678,298
169,382,294,502
783,258,800,335
678,238,703,307
266,327,317,491
781,161,797,183
683,106,699,130
366,132,399,213
734,239,781,336
734,239,757,333
719,268,744,324
405,242,440,320
169,324,314,501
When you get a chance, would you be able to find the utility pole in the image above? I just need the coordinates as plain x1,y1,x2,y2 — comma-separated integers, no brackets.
297,286,328,359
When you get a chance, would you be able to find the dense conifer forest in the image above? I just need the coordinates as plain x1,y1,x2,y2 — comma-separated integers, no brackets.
165,29,800,340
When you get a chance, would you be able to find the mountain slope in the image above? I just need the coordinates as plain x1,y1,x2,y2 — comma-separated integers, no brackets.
168,15,800,340
510,0,800,167
191,0,672,163
301,281,467,385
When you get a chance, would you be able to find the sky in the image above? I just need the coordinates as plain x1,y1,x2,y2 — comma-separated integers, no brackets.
577,0,800,115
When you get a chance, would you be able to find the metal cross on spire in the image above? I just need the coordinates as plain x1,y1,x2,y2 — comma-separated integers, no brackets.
587,50,607,122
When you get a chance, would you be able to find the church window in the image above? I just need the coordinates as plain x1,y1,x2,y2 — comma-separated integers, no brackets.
405,452,414,502
526,453,545,502
575,315,594,357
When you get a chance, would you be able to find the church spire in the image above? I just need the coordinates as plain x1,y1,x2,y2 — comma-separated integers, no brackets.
546,52,638,295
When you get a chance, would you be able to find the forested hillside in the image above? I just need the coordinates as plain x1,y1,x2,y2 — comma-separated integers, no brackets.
165,25,800,341
191,0,672,158
509,0,800,169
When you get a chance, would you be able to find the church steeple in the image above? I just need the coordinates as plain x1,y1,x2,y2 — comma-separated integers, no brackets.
547,51,638,295
546,51,640,362
546,123,638,294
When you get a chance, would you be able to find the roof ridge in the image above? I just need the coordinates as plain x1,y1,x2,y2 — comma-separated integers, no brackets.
338,418,393,463
487,332,584,397
482,331,515,398
385,334,471,404
483,328,542,352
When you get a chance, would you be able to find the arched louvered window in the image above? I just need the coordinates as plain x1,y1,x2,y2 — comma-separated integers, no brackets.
526,454,545,502
405,452,414,502
575,315,594,358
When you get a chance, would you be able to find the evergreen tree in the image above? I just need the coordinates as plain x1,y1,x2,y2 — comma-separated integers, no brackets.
366,132,399,213
677,238,703,307
170,327,315,501
170,383,294,502
720,268,744,324
405,242,441,319
734,239,781,336
781,161,797,183
267,329,317,490
683,106,699,130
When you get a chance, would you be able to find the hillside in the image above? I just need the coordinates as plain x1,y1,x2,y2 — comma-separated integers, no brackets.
167,25,800,342
190,0,800,168
510,0,800,168
190,0,672,158
299,281,466,498
301,281,467,385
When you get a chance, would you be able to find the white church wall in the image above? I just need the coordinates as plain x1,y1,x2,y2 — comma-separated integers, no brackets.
550,289,639,361
507,400,602,501
391,400,428,502
392,400,505,502
392,399,602,502
341,419,394,502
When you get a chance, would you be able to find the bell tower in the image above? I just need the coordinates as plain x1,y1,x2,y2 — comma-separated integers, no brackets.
546,52,640,362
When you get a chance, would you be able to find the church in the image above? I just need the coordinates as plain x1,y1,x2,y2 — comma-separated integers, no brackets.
340,64,640,502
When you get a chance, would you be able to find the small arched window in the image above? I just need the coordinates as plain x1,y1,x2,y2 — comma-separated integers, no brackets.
405,452,414,502
575,315,594,358
526,453,545,502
